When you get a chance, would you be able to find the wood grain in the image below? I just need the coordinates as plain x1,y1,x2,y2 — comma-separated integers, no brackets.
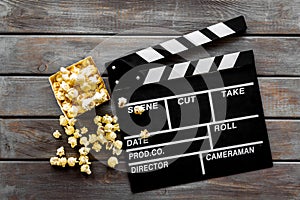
0,77,300,117
0,36,300,76
0,119,299,160
0,1,299,34
0,162,299,199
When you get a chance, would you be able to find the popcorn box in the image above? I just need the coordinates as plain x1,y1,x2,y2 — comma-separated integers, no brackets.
49,56,110,119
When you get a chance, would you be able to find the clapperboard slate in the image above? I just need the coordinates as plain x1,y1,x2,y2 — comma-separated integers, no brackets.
106,16,273,193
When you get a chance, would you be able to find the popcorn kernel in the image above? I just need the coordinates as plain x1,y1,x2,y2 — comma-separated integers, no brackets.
80,164,92,175
80,127,88,134
134,105,145,115
107,156,118,168
92,142,102,152
68,136,77,148
118,97,127,108
67,157,78,167
114,140,123,150
79,147,90,156
56,146,65,157
53,130,61,139
140,129,150,139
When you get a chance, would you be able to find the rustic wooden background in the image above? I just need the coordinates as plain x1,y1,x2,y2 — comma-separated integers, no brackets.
1,0,300,199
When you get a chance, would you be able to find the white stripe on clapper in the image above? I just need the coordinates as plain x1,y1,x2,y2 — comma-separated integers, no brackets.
168,61,190,80
218,52,240,70
136,47,164,63
193,57,215,75
160,39,188,54
183,31,211,46
207,22,235,38
143,66,166,84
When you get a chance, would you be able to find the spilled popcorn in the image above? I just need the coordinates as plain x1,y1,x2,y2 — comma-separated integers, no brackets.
49,114,123,175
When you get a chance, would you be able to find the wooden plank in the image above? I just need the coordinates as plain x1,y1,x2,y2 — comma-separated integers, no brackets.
0,77,300,117
0,1,299,34
0,36,300,76
0,162,299,199
1,118,299,160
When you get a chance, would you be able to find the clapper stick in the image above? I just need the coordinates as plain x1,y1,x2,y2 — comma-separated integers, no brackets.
107,16,247,90
110,50,254,89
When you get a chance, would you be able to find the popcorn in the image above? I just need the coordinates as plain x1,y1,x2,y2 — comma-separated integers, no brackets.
97,126,105,135
114,140,123,150
80,127,88,134
82,98,95,111
107,156,118,168
73,129,82,138
118,97,127,108
106,132,117,141
97,134,107,145
68,118,77,126
60,81,70,92
76,74,85,84
80,137,90,147
104,123,114,132
50,157,60,166
93,91,108,103
59,157,67,167
67,157,78,167
56,73,63,82
112,147,122,156
102,114,113,124
80,164,92,175
79,155,90,165
61,73,69,81
60,67,70,74
140,129,150,139
80,82,92,92
65,125,75,136
49,56,110,119
106,141,114,150
92,142,102,152
53,130,61,139
68,136,77,148
112,116,118,123
59,115,68,126
112,123,120,132
65,88,78,100
79,147,90,156
89,134,98,144
67,106,78,118
55,91,65,101
56,146,65,157
62,101,72,111
94,116,102,125
134,105,145,115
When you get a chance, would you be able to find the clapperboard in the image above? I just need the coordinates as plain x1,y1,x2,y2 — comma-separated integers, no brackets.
106,16,273,193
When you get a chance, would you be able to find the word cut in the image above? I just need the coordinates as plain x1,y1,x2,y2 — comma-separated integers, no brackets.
221,87,245,97
178,95,196,105
213,122,237,132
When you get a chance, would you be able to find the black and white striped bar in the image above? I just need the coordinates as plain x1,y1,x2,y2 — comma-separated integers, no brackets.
107,16,247,90
141,50,253,85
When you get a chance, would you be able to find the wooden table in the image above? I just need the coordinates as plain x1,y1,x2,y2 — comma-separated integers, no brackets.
1,1,300,199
